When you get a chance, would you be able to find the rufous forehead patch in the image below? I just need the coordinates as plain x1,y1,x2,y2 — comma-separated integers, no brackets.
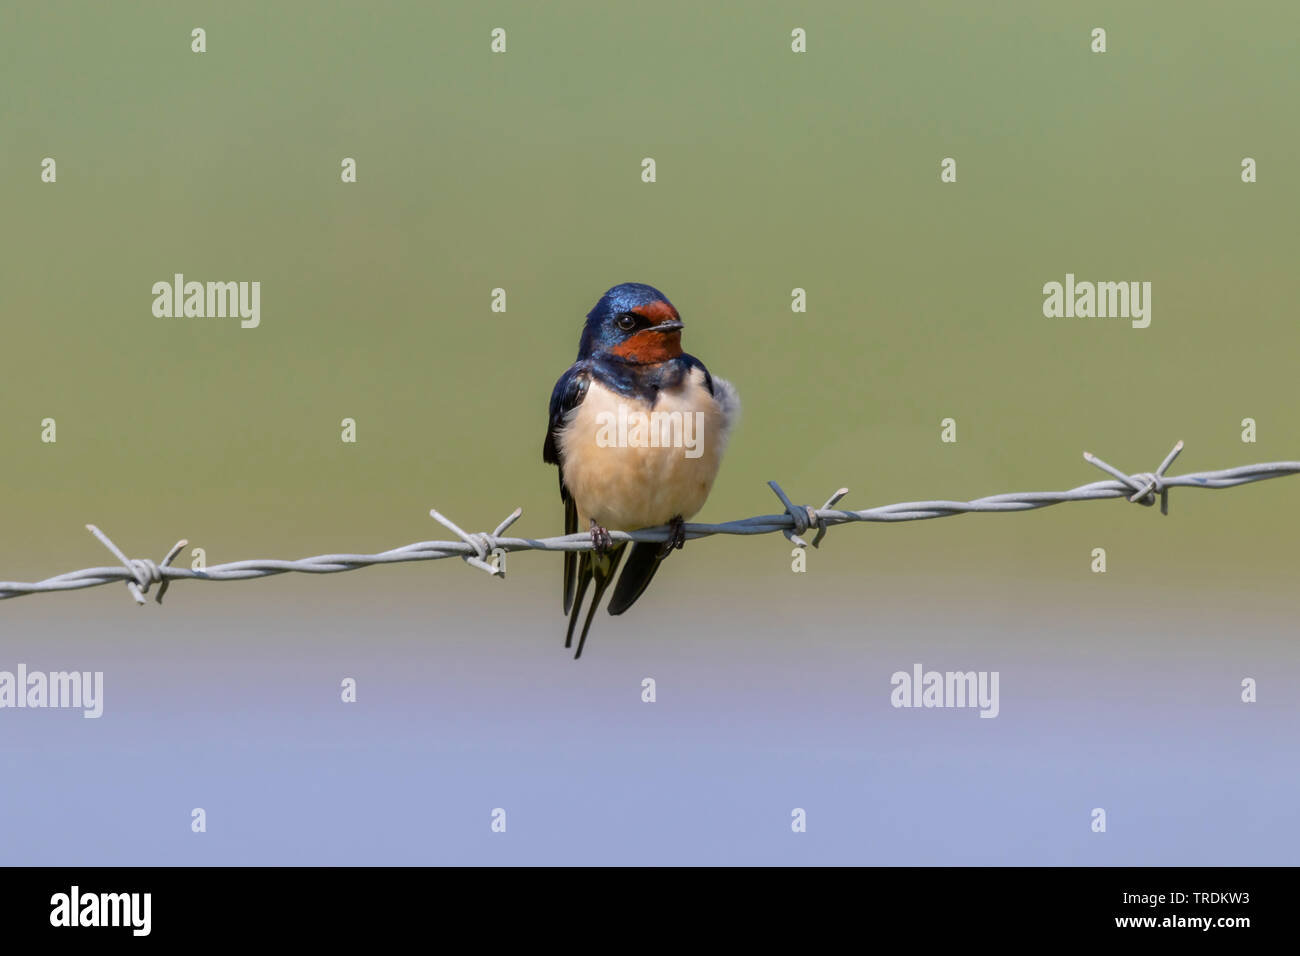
632,300,680,324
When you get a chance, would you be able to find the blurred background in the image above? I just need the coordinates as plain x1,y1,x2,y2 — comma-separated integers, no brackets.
1,1,1297,864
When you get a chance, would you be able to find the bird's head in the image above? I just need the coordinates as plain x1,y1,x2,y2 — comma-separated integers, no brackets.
577,282,684,364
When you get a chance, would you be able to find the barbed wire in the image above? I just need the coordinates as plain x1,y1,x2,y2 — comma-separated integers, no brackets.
2,441,1297,604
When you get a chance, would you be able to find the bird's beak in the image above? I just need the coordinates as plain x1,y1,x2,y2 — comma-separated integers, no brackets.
651,320,684,333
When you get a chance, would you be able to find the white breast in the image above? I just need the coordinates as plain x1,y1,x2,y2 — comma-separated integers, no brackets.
559,368,739,531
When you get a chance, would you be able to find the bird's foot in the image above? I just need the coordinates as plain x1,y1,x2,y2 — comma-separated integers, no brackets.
589,521,613,554
657,515,686,558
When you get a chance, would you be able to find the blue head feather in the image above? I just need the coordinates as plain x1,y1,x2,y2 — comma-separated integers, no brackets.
577,282,677,360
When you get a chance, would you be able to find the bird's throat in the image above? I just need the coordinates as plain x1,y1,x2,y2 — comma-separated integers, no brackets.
608,330,683,364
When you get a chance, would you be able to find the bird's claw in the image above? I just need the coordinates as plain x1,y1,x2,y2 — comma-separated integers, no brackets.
657,515,686,558
589,522,613,554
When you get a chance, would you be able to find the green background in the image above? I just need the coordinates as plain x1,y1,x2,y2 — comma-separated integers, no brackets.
2,0,1298,870
3,0,1297,589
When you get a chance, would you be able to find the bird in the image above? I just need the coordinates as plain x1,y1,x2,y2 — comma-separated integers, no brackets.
543,282,740,658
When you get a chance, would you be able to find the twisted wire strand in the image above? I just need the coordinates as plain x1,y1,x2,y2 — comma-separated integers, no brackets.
2,443,1296,603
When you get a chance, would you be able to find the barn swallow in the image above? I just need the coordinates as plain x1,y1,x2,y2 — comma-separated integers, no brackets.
543,283,740,658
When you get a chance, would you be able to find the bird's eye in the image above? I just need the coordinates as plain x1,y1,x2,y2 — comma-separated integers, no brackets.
616,313,638,331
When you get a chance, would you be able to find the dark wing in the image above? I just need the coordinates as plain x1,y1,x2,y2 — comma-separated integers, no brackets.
680,352,715,396
543,363,589,468
606,541,663,616
543,364,590,613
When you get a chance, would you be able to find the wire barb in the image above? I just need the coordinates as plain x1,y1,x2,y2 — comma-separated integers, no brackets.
84,525,188,605
428,507,522,578
766,481,850,549
1084,440,1183,515
2,443,1295,603
811,488,850,548
766,480,815,547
